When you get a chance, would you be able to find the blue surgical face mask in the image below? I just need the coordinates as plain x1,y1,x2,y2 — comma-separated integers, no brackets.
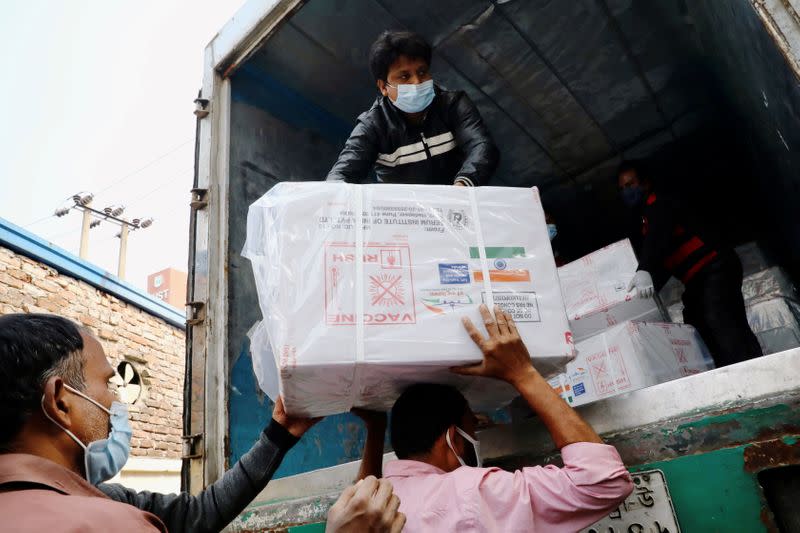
42,384,132,485
621,185,644,208
387,79,435,113
547,224,558,241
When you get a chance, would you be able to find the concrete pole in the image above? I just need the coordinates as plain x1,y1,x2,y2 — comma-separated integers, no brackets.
79,205,92,259
118,223,129,279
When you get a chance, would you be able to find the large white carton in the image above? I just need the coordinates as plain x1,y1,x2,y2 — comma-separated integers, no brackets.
551,321,714,407
243,182,574,416
558,239,664,341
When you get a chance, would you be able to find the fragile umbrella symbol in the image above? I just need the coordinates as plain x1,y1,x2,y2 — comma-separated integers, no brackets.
369,274,404,306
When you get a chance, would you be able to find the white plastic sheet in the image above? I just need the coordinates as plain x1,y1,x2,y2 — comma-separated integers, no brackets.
243,182,574,416
551,321,714,407
746,297,800,355
661,264,796,313
557,239,664,341
741,266,797,304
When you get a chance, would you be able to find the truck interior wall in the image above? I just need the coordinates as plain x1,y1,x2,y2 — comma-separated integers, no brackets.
683,0,800,279
221,0,800,477
227,70,378,477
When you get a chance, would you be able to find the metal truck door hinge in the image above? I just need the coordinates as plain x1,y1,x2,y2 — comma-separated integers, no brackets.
186,301,206,325
182,433,203,459
190,188,209,210
193,98,210,118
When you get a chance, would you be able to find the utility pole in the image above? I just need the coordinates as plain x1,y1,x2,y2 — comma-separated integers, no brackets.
79,204,92,259
117,223,129,279
55,192,154,280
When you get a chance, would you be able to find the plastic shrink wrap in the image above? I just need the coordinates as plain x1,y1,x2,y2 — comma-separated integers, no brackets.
243,182,574,416
746,297,800,355
558,239,664,341
549,321,714,407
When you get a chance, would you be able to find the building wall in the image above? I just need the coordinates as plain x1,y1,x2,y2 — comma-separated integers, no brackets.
147,267,188,309
0,245,186,464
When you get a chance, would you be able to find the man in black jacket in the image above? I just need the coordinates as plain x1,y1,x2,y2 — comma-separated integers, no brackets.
618,161,763,367
326,31,499,186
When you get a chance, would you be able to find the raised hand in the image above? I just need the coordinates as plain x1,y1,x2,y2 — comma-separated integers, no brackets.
452,304,538,388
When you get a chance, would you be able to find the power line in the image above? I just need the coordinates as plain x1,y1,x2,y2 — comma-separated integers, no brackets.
23,194,77,227
96,139,193,195
24,214,55,228
126,167,194,208
44,227,82,242
21,142,190,229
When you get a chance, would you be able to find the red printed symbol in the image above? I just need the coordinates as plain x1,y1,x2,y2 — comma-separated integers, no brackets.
381,249,402,269
369,274,404,306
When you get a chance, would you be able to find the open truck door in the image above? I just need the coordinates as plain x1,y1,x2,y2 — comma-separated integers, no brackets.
186,0,800,530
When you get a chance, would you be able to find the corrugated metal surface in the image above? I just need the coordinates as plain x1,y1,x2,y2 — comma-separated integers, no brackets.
241,0,717,187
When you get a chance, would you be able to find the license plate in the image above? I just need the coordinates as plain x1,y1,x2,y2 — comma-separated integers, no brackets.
580,469,681,533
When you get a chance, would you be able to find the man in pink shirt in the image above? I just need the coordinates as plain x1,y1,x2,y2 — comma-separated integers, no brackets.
360,304,633,532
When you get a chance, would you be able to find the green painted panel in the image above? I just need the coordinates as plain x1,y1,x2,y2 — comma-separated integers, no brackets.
631,446,765,533
288,523,325,533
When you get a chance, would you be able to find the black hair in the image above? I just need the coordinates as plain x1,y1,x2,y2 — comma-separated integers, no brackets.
617,159,652,182
0,314,86,450
369,30,432,83
390,383,468,459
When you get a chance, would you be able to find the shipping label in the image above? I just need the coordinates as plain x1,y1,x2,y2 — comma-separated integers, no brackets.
438,263,470,284
324,243,416,326
587,345,631,396
482,291,541,322
421,287,474,315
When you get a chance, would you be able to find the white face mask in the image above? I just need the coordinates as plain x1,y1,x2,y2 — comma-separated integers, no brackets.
445,426,482,468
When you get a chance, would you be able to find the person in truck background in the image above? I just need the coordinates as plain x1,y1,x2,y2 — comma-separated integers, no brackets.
618,160,763,367
326,30,499,186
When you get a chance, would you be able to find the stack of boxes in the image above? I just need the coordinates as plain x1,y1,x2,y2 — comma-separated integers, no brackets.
659,242,800,356
550,239,714,406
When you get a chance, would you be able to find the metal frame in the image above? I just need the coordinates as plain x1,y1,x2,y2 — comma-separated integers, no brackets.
481,347,800,462
187,0,306,491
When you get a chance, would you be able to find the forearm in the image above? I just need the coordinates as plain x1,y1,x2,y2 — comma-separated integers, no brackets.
103,419,298,533
209,420,298,521
513,370,602,448
357,421,386,480
456,141,498,186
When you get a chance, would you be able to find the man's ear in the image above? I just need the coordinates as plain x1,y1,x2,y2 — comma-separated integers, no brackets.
377,79,388,97
41,376,73,429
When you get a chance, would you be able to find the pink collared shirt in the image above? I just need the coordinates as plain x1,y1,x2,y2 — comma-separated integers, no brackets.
384,442,633,533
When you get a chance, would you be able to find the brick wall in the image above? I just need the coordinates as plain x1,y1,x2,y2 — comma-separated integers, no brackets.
0,245,185,459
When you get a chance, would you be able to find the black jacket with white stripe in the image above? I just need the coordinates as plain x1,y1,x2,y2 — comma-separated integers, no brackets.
326,87,499,186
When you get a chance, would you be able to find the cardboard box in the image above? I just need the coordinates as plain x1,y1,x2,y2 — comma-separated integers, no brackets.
551,321,714,407
243,183,574,416
558,239,664,341
746,297,800,355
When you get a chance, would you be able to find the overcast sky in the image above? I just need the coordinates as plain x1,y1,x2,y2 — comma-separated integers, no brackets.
0,0,244,291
